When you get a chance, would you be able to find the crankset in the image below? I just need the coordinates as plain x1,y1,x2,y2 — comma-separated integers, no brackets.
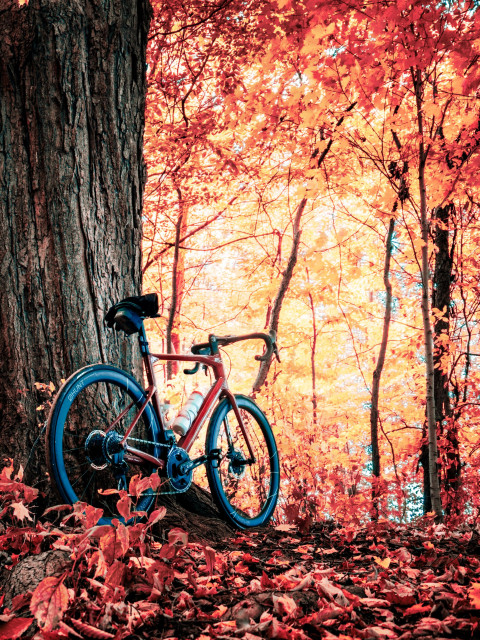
166,446,193,492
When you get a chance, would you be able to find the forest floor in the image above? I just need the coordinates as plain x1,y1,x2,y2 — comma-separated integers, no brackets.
2,501,480,640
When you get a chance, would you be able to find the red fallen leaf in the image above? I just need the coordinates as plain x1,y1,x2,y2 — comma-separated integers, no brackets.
159,543,176,559
69,617,115,639
210,605,228,619
301,604,344,625
89,550,108,579
403,603,431,616
42,504,72,516
99,522,129,563
58,620,84,639
291,573,315,591
0,459,14,480
392,547,413,564
203,545,216,575
84,504,104,528
10,593,32,612
0,617,34,640
30,576,68,631
235,561,253,575
359,597,391,608
272,594,298,619
242,553,260,563
384,584,416,606
105,559,126,587
364,626,397,638
261,571,275,589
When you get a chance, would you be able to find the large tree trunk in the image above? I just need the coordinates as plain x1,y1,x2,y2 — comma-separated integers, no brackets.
0,0,151,489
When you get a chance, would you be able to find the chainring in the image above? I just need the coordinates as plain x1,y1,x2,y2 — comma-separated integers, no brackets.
166,446,193,492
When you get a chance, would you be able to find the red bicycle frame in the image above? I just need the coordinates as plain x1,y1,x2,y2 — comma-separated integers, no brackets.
114,326,256,471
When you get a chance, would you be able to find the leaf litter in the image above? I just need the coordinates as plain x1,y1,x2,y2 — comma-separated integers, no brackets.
1,469,480,638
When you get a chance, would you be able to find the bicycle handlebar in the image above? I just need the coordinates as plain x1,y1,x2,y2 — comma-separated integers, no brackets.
184,330,280,374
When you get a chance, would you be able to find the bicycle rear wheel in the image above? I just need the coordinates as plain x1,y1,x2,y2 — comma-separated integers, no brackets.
46,364,162,524
206,394,279,529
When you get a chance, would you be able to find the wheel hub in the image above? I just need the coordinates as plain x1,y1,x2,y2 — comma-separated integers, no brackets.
166,446,193,492
85,430,108,470
103,430,125,464
84,430,125,469
228,448,247,479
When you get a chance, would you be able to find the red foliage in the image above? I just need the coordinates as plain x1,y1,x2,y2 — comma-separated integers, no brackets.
2,470,480,638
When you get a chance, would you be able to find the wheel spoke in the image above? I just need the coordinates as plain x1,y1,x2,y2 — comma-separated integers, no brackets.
206,396,279,528
47,368,161,524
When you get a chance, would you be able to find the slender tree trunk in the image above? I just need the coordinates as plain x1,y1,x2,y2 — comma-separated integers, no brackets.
370,218,395,519
252,103,356,393
166,186,187,379
0,0,151,488
414,69,443,519
253,197,306,393
432,203,460,514
307,291,318,426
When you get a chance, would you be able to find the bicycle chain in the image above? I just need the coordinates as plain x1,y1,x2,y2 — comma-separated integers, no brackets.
126,436,170,448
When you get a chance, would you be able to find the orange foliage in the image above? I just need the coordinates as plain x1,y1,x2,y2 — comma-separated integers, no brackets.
142,0,480,524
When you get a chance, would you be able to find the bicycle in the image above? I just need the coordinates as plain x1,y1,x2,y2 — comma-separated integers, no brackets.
46,294,280,529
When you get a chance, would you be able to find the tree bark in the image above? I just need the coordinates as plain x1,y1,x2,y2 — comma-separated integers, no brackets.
370,218,395,520
414,69,443,519
307,291,318,426
252,197,306,393
0,0,151,489
432,204,460,513
166,186,187,379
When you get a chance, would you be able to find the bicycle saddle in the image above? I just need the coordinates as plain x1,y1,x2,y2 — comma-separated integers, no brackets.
105,293,159,335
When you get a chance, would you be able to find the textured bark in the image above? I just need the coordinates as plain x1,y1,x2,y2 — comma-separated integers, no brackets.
414,68,442,519
0,0,151,488
432,204,460,513
370,218,394,520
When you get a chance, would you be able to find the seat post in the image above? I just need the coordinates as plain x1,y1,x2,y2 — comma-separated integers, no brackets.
138,323,150,356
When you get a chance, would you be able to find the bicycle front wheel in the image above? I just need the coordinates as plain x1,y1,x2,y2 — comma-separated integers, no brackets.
206,394,279,529
46,364,162,524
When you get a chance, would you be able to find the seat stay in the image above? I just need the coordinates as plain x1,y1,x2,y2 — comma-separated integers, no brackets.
119,384,156,445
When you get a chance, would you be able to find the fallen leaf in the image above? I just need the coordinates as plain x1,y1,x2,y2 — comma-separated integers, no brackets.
30,576,68,631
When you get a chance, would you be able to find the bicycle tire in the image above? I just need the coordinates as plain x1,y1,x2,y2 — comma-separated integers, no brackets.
46,364,162,525
205,394,279,529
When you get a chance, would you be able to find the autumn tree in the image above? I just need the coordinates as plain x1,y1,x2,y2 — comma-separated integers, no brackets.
307,0,480,517
0,0,151,486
